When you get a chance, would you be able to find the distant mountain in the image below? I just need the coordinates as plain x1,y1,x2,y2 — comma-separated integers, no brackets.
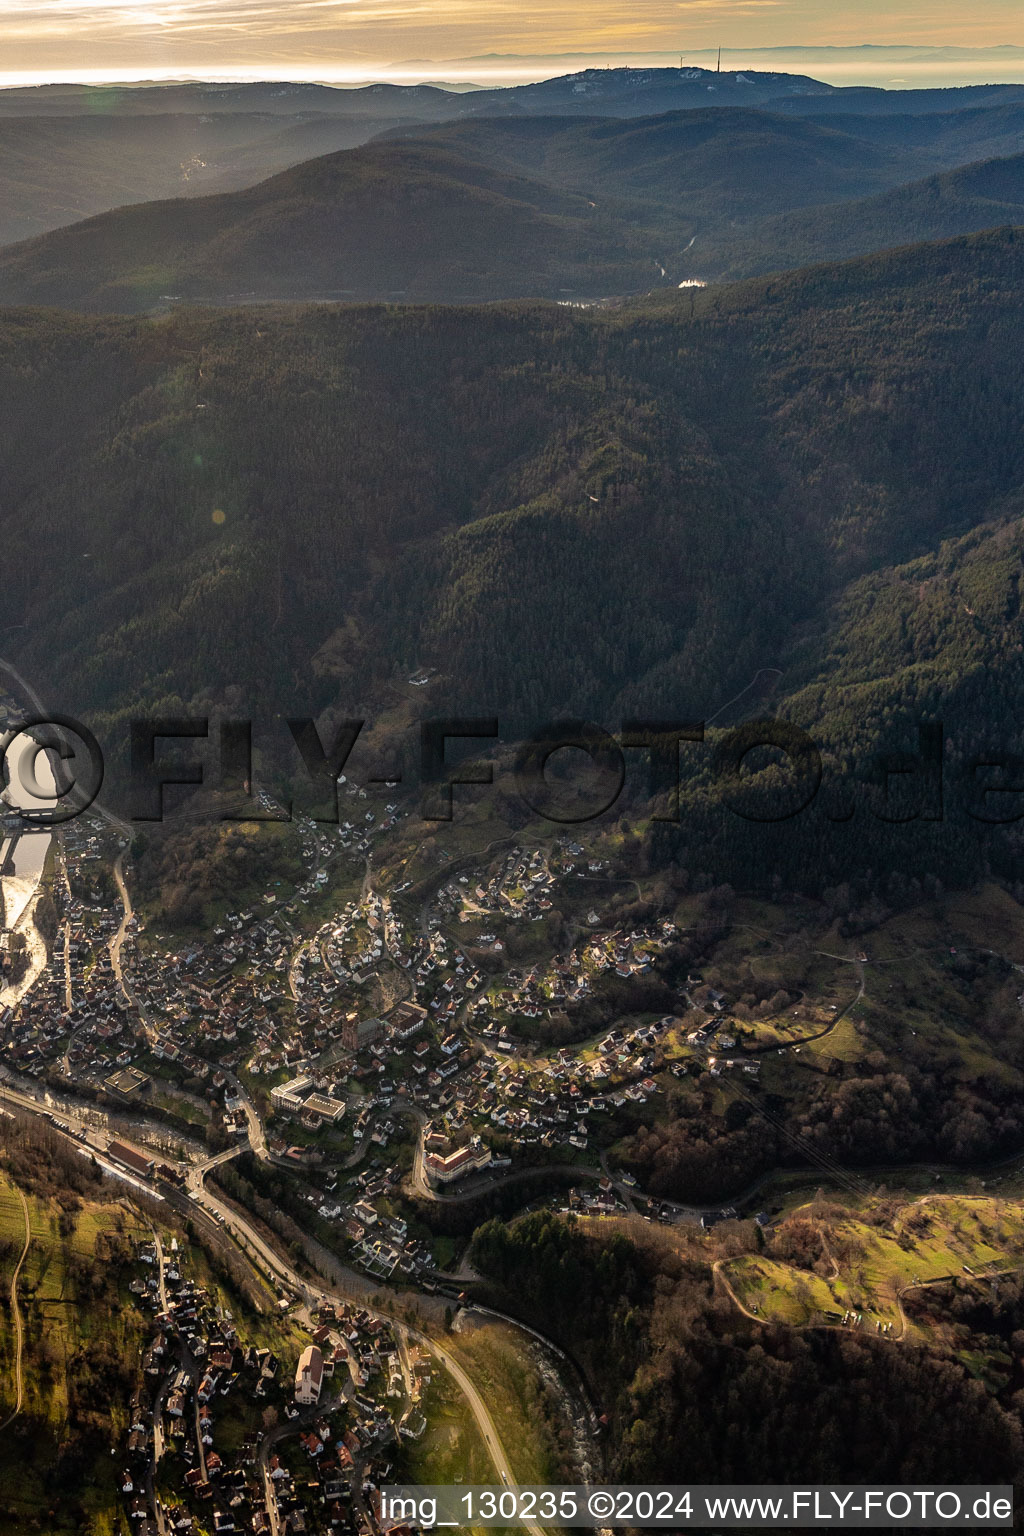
796,104,1024,166
390,103,1024,209
8,72,1024,258
389,107,1024,287
690,152,1024,279
0,69,829,124
0,107,975,311
7,71,1024,132
773,83,1024,117
457,66,835,116
13,103,1024,313
0,112,411,246
396,45,1024,89
0,73,842,251
0,80,462,119
379,110,914,219
0,140,672,309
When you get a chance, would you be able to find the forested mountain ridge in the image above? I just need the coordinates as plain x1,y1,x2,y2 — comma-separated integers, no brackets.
8,70,1024,279
4,71,1024,124
0,111,416,247
470,1214,1024,1486
10,104,1024,308
684,150,1024,279
379,109,922,214
459,65,834,116
771,81,1024,118
0,139,675,309
788,102,1024,162
3,226,1024,887
0,68,836,122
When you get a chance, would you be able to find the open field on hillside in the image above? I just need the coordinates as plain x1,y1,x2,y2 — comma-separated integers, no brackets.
0,1172,147,1535
448,1320,561,1485
722,1192,1024,1338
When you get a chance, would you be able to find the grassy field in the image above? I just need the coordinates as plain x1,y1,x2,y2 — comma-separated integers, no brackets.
392,1362,492,1487
0,1172,148,1536
723,1192,1024,1337
0,1177,147,1413
431,1236,460,1271
447,1321,559,1485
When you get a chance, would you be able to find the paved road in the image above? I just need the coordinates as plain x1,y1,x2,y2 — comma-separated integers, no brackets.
409,1323,546,1536
186,1163,544,1527
220,1067,268,1159
459,1302,601,1436
406,1102,636,1209
0,658,47,718
146,1366,173,1536
260,1417,291,1536
153,1227,169,1314
188,1144,249,1185
109,847,134,989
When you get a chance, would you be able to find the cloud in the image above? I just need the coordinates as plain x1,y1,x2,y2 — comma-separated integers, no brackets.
1,0,1022,71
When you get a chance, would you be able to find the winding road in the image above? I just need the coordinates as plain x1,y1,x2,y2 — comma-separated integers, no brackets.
109,847,134,986
188,1162,546,1533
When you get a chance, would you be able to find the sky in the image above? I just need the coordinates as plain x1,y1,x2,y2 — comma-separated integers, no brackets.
2,0,1024,86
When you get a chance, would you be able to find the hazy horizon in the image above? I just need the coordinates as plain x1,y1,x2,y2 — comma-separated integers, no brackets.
3,0,1024,91
4,42,1024,93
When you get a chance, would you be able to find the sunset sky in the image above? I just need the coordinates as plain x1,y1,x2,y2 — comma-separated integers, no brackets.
2,0,1024,84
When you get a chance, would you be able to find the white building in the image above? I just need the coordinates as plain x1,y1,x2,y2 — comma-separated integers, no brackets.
423,1135,492,1189
294,1345,324,1405
271,1075,312,1113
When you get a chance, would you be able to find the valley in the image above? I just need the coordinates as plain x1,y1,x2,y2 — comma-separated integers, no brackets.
11,76,1024,306
3,45,1024,1531
4,630,1024,1522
